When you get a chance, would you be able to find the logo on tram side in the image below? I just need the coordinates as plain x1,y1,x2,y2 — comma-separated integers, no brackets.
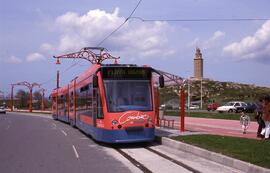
118,111,149,125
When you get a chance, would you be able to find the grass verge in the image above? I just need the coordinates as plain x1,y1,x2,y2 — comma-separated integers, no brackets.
164,110,256,121
172,135,270,169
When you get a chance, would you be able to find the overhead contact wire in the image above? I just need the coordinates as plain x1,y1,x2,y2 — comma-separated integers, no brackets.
130,17,270,22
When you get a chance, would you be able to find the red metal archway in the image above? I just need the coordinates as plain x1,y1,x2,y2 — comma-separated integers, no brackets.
11,82,40,112
153,70,187,132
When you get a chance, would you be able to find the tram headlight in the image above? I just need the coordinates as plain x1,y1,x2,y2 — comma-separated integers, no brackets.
148,117,152,124
112,120,118,125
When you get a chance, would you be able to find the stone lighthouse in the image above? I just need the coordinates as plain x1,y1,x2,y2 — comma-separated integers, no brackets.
193,47,203,80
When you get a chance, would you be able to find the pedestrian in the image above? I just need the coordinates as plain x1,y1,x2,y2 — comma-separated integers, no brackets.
254,98,265,138
240,110,250,134
261,95,270,139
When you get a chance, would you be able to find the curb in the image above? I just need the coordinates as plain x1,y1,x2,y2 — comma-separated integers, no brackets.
158,136,270,173
7,110,51,114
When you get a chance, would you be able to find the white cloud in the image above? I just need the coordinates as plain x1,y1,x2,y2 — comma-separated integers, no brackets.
204,31,225,49
188,38,200,48
50,8,174,59
223,21,270,62
40,43,54,52
6,56,22,64
26,53,45,62
212,31,226,40
188,31,225,50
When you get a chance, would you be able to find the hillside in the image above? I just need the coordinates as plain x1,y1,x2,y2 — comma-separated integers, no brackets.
159,79,270,108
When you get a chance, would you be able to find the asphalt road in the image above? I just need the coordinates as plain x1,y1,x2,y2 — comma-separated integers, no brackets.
0,112,135,173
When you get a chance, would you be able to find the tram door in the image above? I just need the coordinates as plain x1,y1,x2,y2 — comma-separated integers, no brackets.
92,88,104,127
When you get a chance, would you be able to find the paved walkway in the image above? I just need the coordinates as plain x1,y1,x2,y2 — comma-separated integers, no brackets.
160,115,259,139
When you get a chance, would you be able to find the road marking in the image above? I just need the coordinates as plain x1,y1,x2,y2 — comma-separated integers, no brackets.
72,145,79,159
52,123,57,127
6,125,10,130
88,144,98,148
61,130,67,136
80,137,88,140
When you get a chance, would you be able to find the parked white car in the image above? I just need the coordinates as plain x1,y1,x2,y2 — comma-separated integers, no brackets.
0,106,6,114
216,101,247,113
186,104,200,110
189,104,200,110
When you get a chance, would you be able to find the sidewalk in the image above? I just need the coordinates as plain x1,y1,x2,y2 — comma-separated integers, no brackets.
161,115,259,140
7,109,51,114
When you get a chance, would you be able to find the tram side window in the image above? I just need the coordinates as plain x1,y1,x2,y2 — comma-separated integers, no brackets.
58,95,68,114
76,84,92,116
70,92,74,112
58,95,63,115
76,89,82,111
87,86,93,113
97,90,104,119
64,94,68,114
58,95,62,109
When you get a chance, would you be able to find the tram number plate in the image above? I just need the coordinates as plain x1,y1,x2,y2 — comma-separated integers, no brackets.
125,126,144,132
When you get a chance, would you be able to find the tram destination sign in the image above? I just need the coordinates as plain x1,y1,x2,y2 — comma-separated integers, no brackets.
101,67,151,80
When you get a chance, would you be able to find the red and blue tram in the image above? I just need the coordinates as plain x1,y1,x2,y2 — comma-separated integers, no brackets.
51,64,164,143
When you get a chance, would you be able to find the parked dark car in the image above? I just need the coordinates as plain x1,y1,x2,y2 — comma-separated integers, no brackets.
207,103,220,111
244,103,258,113
234,102,248,113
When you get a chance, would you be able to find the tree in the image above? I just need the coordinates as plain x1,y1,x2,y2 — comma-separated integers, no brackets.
15,89,29,109
33,91,42,109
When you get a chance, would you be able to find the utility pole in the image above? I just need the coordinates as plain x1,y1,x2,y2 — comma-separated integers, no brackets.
200,79,203,109
188,79,190,110
57,70,60,89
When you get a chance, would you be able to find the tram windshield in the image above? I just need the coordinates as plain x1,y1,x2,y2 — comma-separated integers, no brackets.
103,80,152,112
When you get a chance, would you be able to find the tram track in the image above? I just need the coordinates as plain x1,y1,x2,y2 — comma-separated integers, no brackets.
116,148,153,173
114,144,202,173
145,147,202,173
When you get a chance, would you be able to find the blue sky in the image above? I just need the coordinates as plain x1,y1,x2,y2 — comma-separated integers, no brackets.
1,0,270,96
